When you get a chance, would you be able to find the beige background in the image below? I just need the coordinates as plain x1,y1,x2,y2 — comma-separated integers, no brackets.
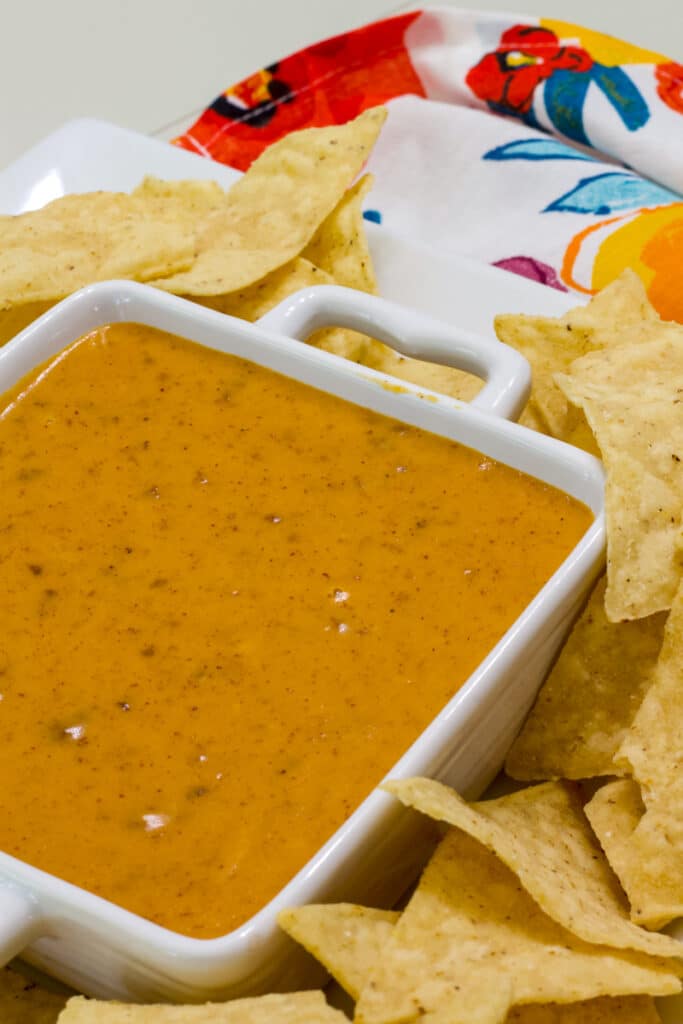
1,0,682,170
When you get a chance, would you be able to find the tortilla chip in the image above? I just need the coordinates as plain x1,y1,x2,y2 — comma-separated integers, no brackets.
301,174,378,361
354,829,680,1024
197,258,331,321
517,403,549,433
505,576,667,780
587,779,683,931
198,258,370,362
303,175,377,295
608,580,683,926
494,271,660,453
565,270,659,329
0,966,67,1023
132,177,226,210
57,991,346,1023
385,777,682,960
493,311,597,452
0,191,202,307
278,906,661,1023
151,108,387,297
556,332,683,620
278,912,664,1024
362,343,483,403
507,997,661,1023
278,904,398,1000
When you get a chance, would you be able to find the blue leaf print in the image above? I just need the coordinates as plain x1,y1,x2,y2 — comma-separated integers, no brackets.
592,65,650,131
545,172,681,214
543,70,592,146
363,209,382,224
484,138,595,162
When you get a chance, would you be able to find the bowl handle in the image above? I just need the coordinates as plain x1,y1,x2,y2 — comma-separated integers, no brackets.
256,285,531,421
0,884,40,966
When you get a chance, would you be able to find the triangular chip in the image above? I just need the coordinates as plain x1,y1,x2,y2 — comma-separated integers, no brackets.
278,904,398,1000
505,576,667,780
150,108,387,296
385,777,683,959
57,991,346,1023
556,331,683,620
354,830,680,1024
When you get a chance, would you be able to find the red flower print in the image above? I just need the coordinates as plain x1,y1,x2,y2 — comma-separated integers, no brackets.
466,24,593,115
655,61,683,114
175,11,425,171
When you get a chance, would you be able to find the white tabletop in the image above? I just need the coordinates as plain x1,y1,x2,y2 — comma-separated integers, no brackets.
1,0,682,172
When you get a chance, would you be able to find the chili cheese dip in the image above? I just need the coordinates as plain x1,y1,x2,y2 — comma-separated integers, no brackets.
0,323,592,937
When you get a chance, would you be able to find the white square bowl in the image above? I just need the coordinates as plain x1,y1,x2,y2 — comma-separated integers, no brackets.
0,280,605,1002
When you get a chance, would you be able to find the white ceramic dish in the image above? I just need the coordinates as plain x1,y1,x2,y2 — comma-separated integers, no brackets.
0,279,605,1003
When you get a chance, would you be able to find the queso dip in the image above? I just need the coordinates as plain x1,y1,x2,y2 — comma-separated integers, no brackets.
0,323,591,937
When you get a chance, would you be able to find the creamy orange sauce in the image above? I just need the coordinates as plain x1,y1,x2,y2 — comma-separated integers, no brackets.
0,323,591,937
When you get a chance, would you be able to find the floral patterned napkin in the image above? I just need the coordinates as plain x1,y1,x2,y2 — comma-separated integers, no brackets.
175,7,683,320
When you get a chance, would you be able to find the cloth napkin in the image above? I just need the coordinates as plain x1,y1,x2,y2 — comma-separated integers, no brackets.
175,7,683,321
